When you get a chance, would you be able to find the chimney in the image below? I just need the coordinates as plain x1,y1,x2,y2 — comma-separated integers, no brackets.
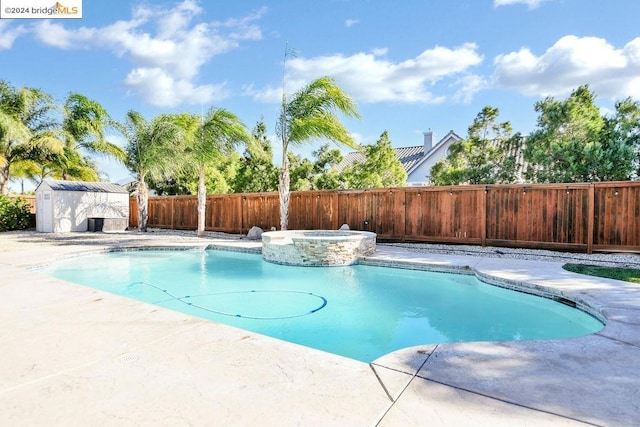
423,130,433,153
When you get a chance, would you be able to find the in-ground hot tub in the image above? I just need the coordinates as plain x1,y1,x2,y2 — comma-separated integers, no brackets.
262,230,377,266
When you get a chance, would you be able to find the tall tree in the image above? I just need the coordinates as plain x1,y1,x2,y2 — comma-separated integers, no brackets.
181,109,252,237
0,81,61,194
345,131,407,188
598,98,640,180
430,106,522,185
524,86,606,183
188,156,239,195
311,143,346,190
277,76,360,230
231,119,279,193
288,152,315,191
120,111,184,232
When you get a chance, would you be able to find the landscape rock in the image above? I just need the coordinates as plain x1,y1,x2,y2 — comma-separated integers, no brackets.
246,226,263,240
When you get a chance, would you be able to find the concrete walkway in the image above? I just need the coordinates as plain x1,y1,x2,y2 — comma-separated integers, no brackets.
0,231,638,426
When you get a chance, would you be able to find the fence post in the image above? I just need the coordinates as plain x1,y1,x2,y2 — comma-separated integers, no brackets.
400,188,406,242
170,197,174,229
587,184,594,254
481,186,487,247
241,195,246,233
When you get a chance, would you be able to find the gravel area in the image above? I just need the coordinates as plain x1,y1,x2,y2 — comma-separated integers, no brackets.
2,228,639,269
383,242,640,268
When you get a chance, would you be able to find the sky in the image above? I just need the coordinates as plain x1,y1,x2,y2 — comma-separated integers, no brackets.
2,0,640,190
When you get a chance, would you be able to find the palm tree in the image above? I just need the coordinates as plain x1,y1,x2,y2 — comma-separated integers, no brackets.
277,76,360,230
0,81,61,194
177,109,252,237
120,111,185,232
9,159,40,194
42,93,125,182
1,84,122,193
62,93,125,164
42,147,101,182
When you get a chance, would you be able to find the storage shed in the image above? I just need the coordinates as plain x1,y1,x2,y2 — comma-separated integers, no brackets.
35,180,129,233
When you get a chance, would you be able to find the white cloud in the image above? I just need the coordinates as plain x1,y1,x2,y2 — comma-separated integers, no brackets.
247,43,484,104
241,83,281,104
493,35,640,99
30,1,265,106
345,19,359,28
0,21,27,50
371,47,388,56
124,67,229,107
494,0,550,9
453,74,489,104
32,20,96,49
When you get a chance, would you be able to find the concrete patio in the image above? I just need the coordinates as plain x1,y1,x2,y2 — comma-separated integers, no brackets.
0,230,639,426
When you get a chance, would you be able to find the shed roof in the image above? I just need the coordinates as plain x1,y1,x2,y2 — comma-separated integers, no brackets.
39,179,129,194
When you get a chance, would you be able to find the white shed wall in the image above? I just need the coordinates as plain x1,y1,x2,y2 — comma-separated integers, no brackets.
36,181,129,233
52,191,129,232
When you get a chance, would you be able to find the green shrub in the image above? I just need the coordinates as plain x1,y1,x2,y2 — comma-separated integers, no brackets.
0,196,31,232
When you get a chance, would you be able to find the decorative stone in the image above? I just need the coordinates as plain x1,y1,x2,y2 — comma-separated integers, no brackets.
262,230,376,266
246,226,264,240
339,224,350,230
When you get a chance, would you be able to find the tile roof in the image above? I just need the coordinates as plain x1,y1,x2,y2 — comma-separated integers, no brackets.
395,146,425,172
40,179,129,194
335,152,366,173
336,146,428,173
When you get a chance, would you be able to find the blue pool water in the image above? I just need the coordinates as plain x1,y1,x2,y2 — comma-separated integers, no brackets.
41,249,604,362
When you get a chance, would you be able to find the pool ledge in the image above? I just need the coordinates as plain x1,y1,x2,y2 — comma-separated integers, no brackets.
1,231,639,426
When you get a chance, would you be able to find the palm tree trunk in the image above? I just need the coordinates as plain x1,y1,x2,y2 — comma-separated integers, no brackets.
197,164,206,238
137,178,148,232
278,156,290,230
0,163,9,195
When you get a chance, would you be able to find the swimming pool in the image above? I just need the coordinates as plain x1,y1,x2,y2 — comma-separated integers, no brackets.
41,249,604,362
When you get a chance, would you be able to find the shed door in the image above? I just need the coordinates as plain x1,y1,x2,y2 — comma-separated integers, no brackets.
38,191,53,232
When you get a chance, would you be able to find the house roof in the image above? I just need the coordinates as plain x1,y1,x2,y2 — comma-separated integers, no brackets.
336,152,366,172
407,130,462,175
38,179,129,194
335,130,462,175
396,145,428,173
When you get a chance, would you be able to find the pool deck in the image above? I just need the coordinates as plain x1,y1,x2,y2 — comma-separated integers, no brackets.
1,231,639,426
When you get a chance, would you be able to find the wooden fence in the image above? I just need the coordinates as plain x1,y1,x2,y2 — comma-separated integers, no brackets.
129,181,640,253
7,194,36,213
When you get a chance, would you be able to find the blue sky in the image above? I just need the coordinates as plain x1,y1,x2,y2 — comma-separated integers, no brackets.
2,0,640,189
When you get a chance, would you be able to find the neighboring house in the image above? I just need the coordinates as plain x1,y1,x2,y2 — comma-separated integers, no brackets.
337,130,462,186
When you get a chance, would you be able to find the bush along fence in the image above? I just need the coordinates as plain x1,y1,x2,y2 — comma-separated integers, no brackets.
129,181,640,254
8,194,35,213
1,195,33,231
